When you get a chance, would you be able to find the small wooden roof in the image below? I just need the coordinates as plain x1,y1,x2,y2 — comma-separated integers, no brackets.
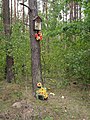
33,16,42,22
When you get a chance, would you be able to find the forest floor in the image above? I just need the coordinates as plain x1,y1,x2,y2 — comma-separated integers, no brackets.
0,80,90,120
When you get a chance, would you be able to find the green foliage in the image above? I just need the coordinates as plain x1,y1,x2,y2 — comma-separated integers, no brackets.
41,0,90,85
0,21,31,81
43,116,53,120
11,22,31,81
0,0,90,86
41,20,90,84
0,21,6,79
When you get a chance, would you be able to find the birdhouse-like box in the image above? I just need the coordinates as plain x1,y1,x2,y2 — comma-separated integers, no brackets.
33,16,42,31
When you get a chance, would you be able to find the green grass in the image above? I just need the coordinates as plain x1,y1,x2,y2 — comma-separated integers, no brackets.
0,80,90,120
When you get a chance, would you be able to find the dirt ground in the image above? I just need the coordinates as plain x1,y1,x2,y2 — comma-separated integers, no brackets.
0,81,90,120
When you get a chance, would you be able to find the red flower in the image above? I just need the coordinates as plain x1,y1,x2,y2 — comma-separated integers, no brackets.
35,32,42,41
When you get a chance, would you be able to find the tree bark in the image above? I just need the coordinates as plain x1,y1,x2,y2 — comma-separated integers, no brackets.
79,4,81,20
14,0,16,22
10,0,12,24
76,2,78,20
70,1,73,22
2,0,14,82
22,0,24,27
65,2,67,22
74,1,76,21
17,0,19,19
28,0,43,94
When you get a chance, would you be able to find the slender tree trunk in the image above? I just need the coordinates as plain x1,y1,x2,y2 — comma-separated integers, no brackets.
22,0,24,27
2,0,14,82
43,1,45,13
42,0,49,52
63,7,64,22
14,0,16,22
22,0,25,75
28,0,43,94
17,0,19,19
79,4,81,20
70,1,73,22
10,0,12,24
0,0,2,21
74,1,76,21
76,2,78,20
65,2,67,22
45,0,50,53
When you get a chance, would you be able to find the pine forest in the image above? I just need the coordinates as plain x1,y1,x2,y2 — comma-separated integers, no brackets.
0,0,90,120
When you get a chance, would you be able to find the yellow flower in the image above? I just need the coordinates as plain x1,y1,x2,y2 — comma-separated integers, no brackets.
37,82,42,88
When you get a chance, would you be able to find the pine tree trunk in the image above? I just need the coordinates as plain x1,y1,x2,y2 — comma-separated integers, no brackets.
10,0,12,24
79,4,81,20
76,2,78,20
22,0,24,27
17,0,19,19
2,0,14,82
74,1,76,21
14,0,16,22
65,2,67,22
45,0,50,53
70,1,73,22
28,0,43,94
63,7,64,22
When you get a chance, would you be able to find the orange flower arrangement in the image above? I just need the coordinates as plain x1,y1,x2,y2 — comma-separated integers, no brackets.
36,82,48,100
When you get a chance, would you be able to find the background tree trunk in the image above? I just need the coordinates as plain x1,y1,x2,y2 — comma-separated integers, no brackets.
65,2,67,22
70,1,73,22
22,0,24,29
79,3,81,20
17,0,19,19
28,0,43,94
2,0,14,82
10,0,12,24
74,1,76,21
76,2,78,20
14,0,16,22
